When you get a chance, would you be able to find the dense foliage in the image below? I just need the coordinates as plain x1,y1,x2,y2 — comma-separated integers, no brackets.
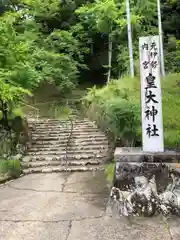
0,0,179,92
0,0,179,151
0,6,87,104
83,73,180,148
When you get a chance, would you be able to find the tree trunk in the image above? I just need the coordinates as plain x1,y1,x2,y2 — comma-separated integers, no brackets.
90,41,93,55
118,68,121,79
107,32,112,83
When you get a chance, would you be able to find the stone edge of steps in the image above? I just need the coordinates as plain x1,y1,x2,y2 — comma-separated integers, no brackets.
21,160,101,168
23,165,105,174
28,145,109,152
26,151,108,156
23,154,109,161
23,118,110,174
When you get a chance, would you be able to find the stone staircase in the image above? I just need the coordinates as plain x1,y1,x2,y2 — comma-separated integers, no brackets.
22,118,110,174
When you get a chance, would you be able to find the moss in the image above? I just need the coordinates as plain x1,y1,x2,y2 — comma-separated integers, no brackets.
0,158,21,179
105,163,115,183
0,159,8,174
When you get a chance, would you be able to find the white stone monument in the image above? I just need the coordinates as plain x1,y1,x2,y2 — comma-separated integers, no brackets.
139,35,164,152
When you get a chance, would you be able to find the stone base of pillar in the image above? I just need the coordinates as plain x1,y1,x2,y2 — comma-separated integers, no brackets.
110,147,180,217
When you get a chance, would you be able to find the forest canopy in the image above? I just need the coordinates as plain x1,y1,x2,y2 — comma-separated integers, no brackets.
0,0,179,99
0,0,179,149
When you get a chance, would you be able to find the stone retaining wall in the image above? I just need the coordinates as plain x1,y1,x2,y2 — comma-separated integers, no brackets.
114,147,180,163
110,147,180,217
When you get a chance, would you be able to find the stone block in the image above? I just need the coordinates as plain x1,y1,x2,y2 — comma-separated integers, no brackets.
110,147,180,217
114,147,180,163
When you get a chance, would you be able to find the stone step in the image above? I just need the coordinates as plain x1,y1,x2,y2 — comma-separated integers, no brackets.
22,165,105,174
29,126,99,131
31,135,108,141
28,118,91,122
29,121,97,126
30,129,101,134
31,132,106,138
28,119,96,125
28,145,109,152
30,128,102,133
29,123,98,128
23,154,107,162
22,159,101,168
29,123,97,128
31,139,109,146
26,149,108,156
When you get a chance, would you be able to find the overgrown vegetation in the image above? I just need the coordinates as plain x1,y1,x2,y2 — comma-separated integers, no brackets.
0,0,179,161
105,162,115,183
0,0,179,86
83,73,180,148
0,158,21,181
0,0,179,99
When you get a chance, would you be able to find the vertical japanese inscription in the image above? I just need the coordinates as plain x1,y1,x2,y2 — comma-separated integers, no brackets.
139,36,164,152
143,41,159,137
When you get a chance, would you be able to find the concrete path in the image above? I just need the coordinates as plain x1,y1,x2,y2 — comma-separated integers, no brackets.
0,172,179,240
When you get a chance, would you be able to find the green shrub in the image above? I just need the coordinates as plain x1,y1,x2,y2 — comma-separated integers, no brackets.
104,98,140,142
0,106,25,121
0,159,8,174
11,107,24,118
83,73,180,148
82,78,141,144
7,159,21,178
0,159,21,178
